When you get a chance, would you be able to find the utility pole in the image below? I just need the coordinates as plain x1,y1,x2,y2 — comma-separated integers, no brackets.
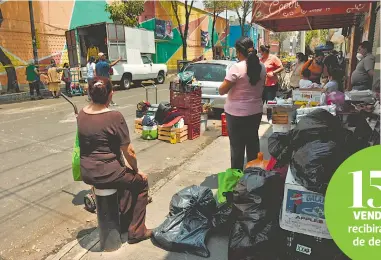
28,0,39,65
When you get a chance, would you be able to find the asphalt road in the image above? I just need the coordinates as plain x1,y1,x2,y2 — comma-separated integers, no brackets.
0,82,221,260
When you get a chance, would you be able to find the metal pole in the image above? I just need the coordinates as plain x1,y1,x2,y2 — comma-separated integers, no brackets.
28,0,39,65
225,7,228,58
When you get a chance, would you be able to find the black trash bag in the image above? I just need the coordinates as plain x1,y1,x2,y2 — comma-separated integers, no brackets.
228,167,283,260
154,102,172,125
268,132,292,167
152,185,217,258
291,109,343,151
290,140,343,194
288,110,349,194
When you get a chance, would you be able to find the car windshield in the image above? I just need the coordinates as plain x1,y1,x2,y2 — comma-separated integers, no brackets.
183,63,227,82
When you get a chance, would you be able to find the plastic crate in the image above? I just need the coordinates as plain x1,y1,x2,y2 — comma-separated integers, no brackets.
170,89,202,109
177,107,202,125
187,123,201,140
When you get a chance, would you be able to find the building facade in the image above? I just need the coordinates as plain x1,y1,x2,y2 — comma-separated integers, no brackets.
0,0,229,90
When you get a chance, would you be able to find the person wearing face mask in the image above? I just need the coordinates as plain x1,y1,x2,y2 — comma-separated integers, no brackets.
301,51,325,84
290,52,307,89
259,44,284,122
351,41,375,90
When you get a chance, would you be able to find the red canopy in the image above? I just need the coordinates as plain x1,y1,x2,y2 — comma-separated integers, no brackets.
252,1,371,32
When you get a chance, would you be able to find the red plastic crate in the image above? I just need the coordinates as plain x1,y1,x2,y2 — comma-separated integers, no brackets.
187,124,201,140
170,89,202,109
177,107,202,125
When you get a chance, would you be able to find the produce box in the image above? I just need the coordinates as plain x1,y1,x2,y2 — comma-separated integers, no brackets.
158,125,188,144
134,118,143,134
292,89,322,103
279,168,331,240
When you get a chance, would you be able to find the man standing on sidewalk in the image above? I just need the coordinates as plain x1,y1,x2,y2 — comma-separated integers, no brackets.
26,61,43,100
96,52,120,106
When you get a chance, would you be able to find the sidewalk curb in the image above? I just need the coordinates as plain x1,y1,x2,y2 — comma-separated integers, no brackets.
45,136,222,260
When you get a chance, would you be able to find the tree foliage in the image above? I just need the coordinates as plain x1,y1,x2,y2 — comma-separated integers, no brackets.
306,29,329,51
171,0,195,60
203,0,234,58
230,0,253,36
105,1,145,27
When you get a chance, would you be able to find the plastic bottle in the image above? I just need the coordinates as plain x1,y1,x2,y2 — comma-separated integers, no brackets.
245,152,269,170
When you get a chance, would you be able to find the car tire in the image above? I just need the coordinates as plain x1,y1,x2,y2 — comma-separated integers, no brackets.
121,74,132,90
155,71,165,84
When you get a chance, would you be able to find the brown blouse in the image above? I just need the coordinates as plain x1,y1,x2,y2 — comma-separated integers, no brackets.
77,110,131,185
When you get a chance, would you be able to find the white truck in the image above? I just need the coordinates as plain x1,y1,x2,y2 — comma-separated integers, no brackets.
65,23,167,89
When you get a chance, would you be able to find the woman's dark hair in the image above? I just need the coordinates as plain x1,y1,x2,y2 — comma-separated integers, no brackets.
235,37,262,85
88,77,113,104
296,52,307,62
63,63,69,68
88,56,95,63
315,51,324,57
259,44,271,54
359,41,372,52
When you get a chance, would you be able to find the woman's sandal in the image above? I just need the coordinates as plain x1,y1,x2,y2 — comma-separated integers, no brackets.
127,229,153,244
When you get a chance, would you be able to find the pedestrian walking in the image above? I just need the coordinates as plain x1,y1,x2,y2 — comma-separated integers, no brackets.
47,60,62,98
62,63,72,97
25,61,43,100
218,37,266,170
86,56,96,102
95,52,120,106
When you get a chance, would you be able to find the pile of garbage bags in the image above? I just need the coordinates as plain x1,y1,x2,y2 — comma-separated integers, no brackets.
268,109,372,194
228,167,283,260
153,167,283,259
152,185,231,257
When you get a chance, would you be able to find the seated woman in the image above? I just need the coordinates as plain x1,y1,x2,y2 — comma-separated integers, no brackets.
77,77,152,244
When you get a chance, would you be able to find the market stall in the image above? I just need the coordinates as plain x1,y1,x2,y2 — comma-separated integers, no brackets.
134,71,206,144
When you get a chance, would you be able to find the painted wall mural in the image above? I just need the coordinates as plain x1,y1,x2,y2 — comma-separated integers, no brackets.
0,0,228,90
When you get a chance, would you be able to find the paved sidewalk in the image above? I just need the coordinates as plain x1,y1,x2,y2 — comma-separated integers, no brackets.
47,121,272,260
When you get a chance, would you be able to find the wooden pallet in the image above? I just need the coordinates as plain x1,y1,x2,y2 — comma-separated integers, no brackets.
158,125,188,144
134,118,143,134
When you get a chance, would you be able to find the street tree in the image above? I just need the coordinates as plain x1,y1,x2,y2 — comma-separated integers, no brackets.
306,29,329,51
272,32,292,55
0,7,19,93
203,0,234,58
105,1,145,27
230,0,253,36
171,0,195,60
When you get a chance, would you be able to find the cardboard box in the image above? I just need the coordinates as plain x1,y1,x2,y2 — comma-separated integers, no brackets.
293,89,322,103
279,168,332,239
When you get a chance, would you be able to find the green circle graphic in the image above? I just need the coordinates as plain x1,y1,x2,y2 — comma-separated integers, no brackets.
325,145,381,260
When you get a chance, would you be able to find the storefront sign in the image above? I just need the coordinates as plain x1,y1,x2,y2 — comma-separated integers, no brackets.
252,0,370,21
155,19,173,40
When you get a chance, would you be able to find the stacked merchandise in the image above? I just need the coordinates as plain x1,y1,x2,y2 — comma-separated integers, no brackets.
158,120,188,144
170,72,202,140
155,102,188,144
134,118,143,134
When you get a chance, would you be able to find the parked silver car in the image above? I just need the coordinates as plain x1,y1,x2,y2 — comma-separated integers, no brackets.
182,60,235,109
